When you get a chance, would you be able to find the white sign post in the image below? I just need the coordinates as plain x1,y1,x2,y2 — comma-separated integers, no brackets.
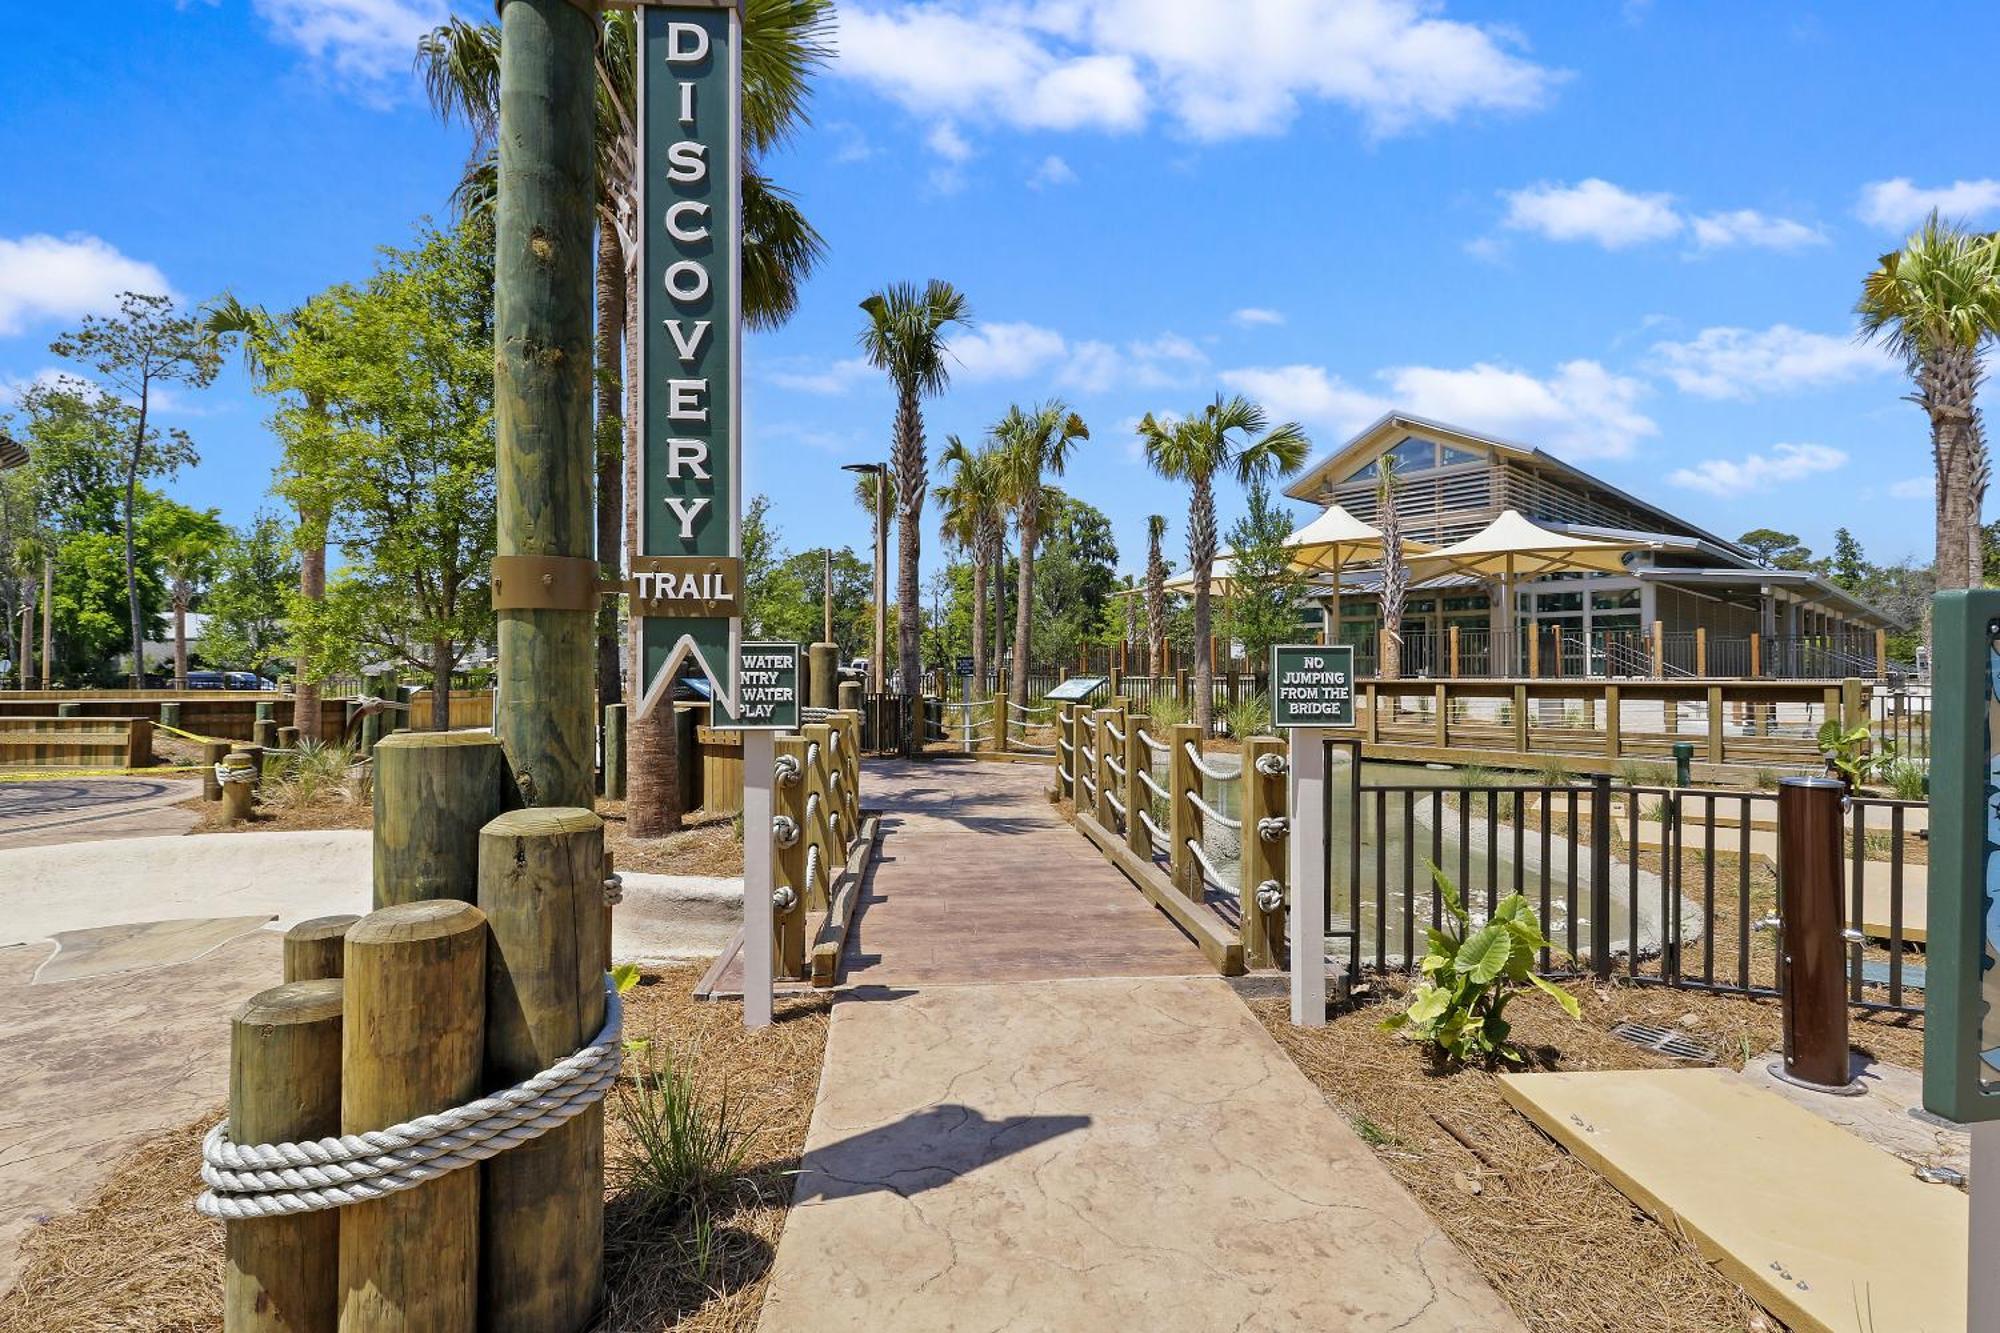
1271,643,1355,1028
740,729,775,1029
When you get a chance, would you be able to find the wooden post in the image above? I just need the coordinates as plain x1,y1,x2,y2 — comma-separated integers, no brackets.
1093,708,1116,828
1706,685,1725,764
1696,626,1709,678
161,700,181,730
1364,682,1380,744
1512,684,1529,754
1168,722,1203,901
277,724,301,752
1125,712,1153,862
203,739,230,801
1749,632,1762,679
284,915,358,982
1841,677,1867,732
255,701,276,724
1874,628,1889,680
601,703,626,800
1432,683,1447,749
801,723,834,911
254,718,279,750
476,808,608,1333
991,689,1008,754
774,736,808,977
372,732,513,908
1604,684,1622,760
339,900,486,1332
1056,705,1074,800
808,643,838,710
837,680,861,713
492,0,598,812
221,750,257,823
1448,625,1460,679
1528,630,1541,679
1651,619,1665,679
227,980,343,1333
1240,736,1286,970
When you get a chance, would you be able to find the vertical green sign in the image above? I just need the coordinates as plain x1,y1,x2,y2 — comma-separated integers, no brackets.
637,2,741,719
1924,591,2000,1123
1270,644,1355,729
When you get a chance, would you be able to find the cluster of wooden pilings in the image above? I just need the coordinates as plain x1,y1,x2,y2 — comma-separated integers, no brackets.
1056,699,1288,977
223,730,609,1332
772,707,866,985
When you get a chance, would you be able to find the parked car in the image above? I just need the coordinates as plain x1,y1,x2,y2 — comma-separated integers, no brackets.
185,671,226,689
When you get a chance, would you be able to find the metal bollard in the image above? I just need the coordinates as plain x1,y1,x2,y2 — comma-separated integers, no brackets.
1671,740,1693,788
1772,776,1859,1093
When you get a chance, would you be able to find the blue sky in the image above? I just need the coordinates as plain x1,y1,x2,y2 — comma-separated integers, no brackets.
4,0,1998,582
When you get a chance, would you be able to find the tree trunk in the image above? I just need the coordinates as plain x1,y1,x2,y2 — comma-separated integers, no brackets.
1187,474,1217,735
1010,508,1037,709
991,541,1006,686
292,527,326,740
1927,349,1981,593
40,555,52,689
594,221,625,716
124,391,146,687
173,596,189,688
892,383,926,755
969,548,987,690
623,248,681,835
432,638,453,731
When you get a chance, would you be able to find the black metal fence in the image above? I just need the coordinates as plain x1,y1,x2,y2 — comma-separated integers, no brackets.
1331,760,1925,1017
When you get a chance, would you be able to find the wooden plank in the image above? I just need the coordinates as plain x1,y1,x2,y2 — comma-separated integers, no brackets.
1075,810,1244,975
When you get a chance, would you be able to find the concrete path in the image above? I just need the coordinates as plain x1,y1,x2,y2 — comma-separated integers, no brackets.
0,776,198,848
758,760,1521,1332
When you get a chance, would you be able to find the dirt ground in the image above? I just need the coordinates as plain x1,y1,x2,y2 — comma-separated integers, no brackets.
602,803,745,878
1247,976,1925,1333
0,962,829,1333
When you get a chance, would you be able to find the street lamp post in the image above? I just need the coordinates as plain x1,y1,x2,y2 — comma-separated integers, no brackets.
842,462,888,697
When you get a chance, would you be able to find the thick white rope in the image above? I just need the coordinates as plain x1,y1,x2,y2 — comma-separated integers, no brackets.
1105,791,1127,819
1057,765,1074,784
1080,745,1097,766
1138,769,1168,802
1187,790,1242,831
198,976,623,1220
1136,729,1168,754
214,762,257,786
1078,771,1097,797
1105,720,1126,745
1057,737,1073,753
1138,809,1170,846
1183,741,1240,783
1185,839,1230,891
1104,754,1126,780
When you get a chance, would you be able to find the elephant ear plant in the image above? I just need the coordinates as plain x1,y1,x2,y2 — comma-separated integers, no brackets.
1382,863,1579,1064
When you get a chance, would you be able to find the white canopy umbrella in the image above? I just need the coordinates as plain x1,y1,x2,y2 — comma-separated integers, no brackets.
1281,504,1434,645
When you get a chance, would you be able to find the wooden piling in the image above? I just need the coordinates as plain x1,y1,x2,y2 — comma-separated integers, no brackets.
254,719,279,750
226,979,343,1333
808,643,838,710
338,901,486,1333
1124,713,1154,863
601,703,626,801
221,751,258,823
161,700,182,730
1240,737,1286,969
203,739,230,801
255,701,276,724
476,808,607,1333
278,725,301,752
284,915,359,982
1168,723,1202,901
371,732,513,909
837,680,861,713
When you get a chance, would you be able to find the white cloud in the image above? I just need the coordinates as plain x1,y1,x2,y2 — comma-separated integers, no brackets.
251,0,445,84
1498,180,1820,254
1220,357,1656,458
1501,179,1682,249
948,321,1069,381
1688,209,1826,252
1667,442,1848,497
1231,307,1286,327
835,0,1558,148
1028,154,1078,189
1857,177,2000,231
1889,475,1933,500
0,367,95,407
0,234,172,337
765,356,874,396
926,121,975,163
1648,324,1893,400
768,321,1209,397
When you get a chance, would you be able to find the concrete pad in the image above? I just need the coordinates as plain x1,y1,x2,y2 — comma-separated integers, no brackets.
1739,1050,1968,1178
0,776,199,848
33,915,275,983
1500,1067,1966,1333
614,873,740,964
759,975,1522,1333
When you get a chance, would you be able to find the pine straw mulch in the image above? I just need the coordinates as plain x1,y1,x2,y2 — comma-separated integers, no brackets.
1244,977,1926,1333
177,786,373,834
0,962,830,1333
602,803,744,879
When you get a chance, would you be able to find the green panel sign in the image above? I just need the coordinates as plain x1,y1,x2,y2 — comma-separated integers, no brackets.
721,642,801,731
1924,591,2000,1123
637,3,741,719
1271,645,1355,730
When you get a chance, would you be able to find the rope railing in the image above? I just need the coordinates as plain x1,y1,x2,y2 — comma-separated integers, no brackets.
1080,744,1098,766
1056,737,1074,753
1078,771,1097,797
1136,728,1168,754
1013,740,1056,756
1105,791,1126,820
1104,754,1126,780
1138,809,1170,847
1183,741,1240,783
1138,769,1168,802
1185,838,1230,892
1008,699,1054,717
1057,765,1074,784
1105,720,1125,745
1187,790,1241,831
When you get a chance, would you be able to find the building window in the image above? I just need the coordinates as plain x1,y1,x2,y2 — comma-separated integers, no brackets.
1591,588,1641,611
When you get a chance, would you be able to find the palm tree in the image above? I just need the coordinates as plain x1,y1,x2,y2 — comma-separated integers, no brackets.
936,437,1005,691
858,281,973,752
1375,456,1410,679
420,3,832,830
1144,514,1170,675
161,524,224,689
993,400,1089,709
1139,396,1310,735
1857,213,2000,590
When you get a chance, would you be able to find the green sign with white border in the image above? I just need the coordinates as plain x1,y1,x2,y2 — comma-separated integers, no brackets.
718,642,800,731
1270,644,1355,730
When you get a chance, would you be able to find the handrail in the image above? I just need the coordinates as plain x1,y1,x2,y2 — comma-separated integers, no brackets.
1183,741,1239,783
1187,790,1241,831
1137,729,1168,754
1138,810,1170,846
1138,769,1168,802
1105,790,1126,819
1185,838,1230,891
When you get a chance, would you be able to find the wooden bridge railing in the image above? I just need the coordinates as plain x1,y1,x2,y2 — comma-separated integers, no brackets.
771,708,873,986
1058,698,1288,976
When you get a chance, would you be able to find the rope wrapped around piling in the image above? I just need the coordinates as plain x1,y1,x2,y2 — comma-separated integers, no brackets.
197,975,623,1220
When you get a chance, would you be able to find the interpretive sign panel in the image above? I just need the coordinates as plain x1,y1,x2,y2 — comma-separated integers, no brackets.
956,655,976,677
1924,591,2000,1123
716,642,800,731
635,2,742,719
1044,675,1107,704
1270,645,1355,730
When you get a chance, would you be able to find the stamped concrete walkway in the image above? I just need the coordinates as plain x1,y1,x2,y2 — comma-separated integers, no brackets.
758,759,1520,1332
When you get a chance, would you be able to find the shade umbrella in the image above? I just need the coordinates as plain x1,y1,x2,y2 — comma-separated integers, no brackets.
1405,510,1653,671
1281,504,1435,646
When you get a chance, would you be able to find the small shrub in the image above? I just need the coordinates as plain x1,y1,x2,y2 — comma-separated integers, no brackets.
1532,754,1574,787
1616,759,1672,788
1454,764,1495,790
1882,757,1928,801
1222,693,1272,740
1751,766,1782,791
1145,695,1190,730
1382,863,1579,1064
265,739,360,812
615,1048,754,1218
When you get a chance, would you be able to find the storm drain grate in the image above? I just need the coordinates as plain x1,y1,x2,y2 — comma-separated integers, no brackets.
1609,1021,1718,1064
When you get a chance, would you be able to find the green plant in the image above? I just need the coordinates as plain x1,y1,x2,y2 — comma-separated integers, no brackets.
1455,764,1495,790
1751,766,1782,791
1816,718,1874,784
1350,1114,1401,1148
615,1048,755,1218
265,739,360,812
1616,759,1672,788
612,964,651,1057
1532,754,1574,787
1382,864,1580,1064
1221,692,1272,740
1144,694,1190,730
1882,757,1928,801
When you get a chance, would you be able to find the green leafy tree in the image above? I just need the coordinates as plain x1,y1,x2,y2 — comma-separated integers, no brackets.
858,280,972,742
149,501,230,686
1857,214,2000,591
1029,496,1119,669
50,292,220,684
935,436,1006,689
1144,514,1171,674
1829,527,1867,590
1139,395,1310,734
1737,527,1815,571
201,512,299,678
993,400,1090,706
1223,479,1306,668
